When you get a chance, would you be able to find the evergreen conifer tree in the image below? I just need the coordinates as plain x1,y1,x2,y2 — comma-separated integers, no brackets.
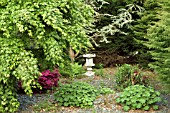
87,0,146,66
145,0,170,92
132,0,160,66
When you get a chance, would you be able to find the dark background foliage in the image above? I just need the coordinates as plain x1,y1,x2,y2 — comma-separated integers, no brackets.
85,0,160,67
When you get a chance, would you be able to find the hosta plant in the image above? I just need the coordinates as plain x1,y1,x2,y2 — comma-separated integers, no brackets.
115,64,150,90
54,82,99,108
116,85,161,111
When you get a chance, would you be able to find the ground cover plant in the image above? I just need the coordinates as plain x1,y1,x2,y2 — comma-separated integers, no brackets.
54,82,114,108
116,85,162,111
54,82,99,108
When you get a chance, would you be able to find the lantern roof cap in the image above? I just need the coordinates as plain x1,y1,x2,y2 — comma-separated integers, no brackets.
83,54,96,58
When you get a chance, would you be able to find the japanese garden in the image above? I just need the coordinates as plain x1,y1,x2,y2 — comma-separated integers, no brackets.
0,0,170,112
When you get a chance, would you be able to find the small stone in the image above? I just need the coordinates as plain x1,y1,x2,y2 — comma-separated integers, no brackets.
94,98,104,104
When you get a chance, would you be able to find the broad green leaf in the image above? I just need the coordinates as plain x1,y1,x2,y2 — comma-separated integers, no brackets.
143,106,150,111
123,105,130,112
153,105,159,110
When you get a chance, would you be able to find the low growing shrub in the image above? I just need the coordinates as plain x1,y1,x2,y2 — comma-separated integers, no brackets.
59,63,85,78
115,64,149,90
38,69,61,90
54,82,99,108
116,85,161,111
17,69,61,93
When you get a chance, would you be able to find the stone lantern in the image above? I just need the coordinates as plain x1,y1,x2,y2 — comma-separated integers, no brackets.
83,54,96,76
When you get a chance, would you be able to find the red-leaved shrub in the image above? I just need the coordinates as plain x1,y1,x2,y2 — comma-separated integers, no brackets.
17,69,61,93
38,69,61,89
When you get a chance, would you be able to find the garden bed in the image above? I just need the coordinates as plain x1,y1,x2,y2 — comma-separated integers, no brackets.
16,68,170,113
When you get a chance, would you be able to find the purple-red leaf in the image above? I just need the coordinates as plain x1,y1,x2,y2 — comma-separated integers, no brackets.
38,69,61,89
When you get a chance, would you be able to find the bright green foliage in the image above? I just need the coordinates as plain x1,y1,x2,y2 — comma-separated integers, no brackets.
99,87,114,95
94,69,104,76
0,0,94,69
54,82,114,108
94,63,104,69
94,63,104,76
116,85,161,111
54,82,99,108
0,0,94,112
59,63,85,78
145,0,170,92
115,64,150,90
0,40,40,112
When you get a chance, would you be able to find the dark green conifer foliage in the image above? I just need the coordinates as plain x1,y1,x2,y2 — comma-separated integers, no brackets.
132,0,161,66
87,0,146,66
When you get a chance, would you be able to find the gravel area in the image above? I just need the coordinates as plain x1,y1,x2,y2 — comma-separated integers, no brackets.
17,94,54,112
16,93,170,113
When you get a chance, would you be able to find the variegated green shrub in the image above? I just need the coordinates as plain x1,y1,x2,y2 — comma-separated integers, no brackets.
0,0,94,112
